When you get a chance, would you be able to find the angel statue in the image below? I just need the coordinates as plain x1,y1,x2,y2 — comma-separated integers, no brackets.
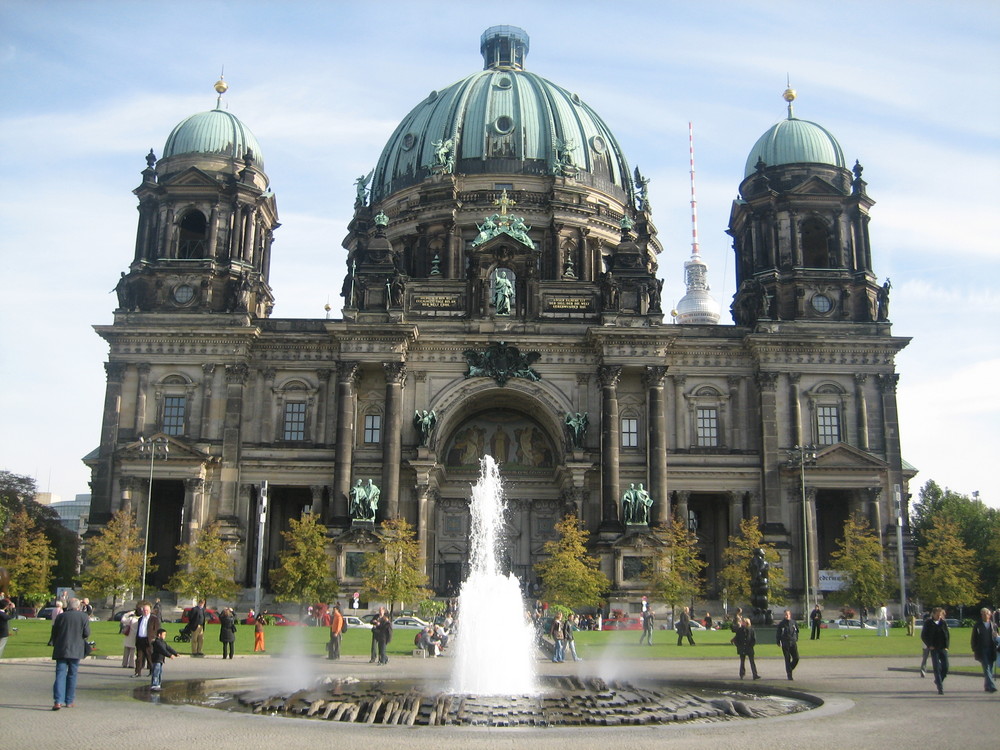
354,170,373,206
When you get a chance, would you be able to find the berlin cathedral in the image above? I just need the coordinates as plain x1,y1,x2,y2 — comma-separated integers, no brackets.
85,26,913,610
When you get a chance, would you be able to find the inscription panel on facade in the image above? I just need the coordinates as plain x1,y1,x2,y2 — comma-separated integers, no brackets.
408,291,466,316
541,293,597,317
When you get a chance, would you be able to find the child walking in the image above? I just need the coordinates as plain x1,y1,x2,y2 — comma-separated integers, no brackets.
150,628,179,691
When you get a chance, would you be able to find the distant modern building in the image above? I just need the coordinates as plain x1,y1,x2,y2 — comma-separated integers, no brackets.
85,27,913,609
35,492,91,535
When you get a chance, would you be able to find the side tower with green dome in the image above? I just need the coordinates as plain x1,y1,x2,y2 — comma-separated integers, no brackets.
121,78,278,318
728,87,881,326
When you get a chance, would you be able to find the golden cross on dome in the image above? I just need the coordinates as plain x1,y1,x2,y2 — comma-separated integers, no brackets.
494,189,516,216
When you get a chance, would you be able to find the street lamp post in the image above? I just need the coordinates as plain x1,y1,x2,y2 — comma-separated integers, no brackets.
138,436,168,602
787,445,817,618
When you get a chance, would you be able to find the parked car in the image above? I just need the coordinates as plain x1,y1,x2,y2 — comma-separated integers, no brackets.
14,606,36,619
603,616,643,630
343,615,372,629
943,618,962,628
180,607,221,625
391,616,430,630
36,606,57,620
828,618,876,629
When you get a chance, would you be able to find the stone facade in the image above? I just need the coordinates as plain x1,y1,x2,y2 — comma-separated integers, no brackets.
86,29,912,609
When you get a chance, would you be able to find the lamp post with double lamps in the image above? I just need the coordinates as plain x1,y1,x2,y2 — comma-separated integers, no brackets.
787,445,817,618
138,436,169,602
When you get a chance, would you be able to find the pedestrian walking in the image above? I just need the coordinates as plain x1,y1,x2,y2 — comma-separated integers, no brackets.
921,607,950,694
188,599,207,656
327,602,344,660
971,607,998,693
550,612,566,662
639,608,655,646
253,612,266,652
119,605,140,668
732,616,760,680
676,606,696,646
50,597,90,710
776,609,800,680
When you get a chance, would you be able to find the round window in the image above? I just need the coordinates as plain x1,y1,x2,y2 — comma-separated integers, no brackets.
173,284,195,305
811,294,832,313
495,76,512,89
494,115,514,134
401,133,416,151
427,90,438,103
590,135,607,154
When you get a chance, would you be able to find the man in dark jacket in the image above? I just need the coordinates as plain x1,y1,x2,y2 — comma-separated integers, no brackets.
188,599,206,657
921,607,950,694
776,609,800,680
971,607,998,693
50,597,90,710
134,601,160,677
676,606,695,646
371,607,393,665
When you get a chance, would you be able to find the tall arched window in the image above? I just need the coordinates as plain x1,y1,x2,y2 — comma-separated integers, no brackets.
801,217,831,268
178,210,208,259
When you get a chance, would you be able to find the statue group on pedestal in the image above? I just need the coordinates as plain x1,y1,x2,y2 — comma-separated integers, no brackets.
621,482,653,525
349,479,380,522
750,547,771,624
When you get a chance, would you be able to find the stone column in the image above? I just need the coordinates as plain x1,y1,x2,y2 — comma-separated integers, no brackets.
672,374,687,449
90,361,127,525
727,375,742,450
599,365,622,528
855,374,870,450
310,485,325,518
381,362,406,519
727,490,744,538
118,475,138,515
878,373,903,508
259,368,276,442
333,362,360,521
315,369,333,444
183,477,205,545
674,490,690,527
644,365,669,524
134,363,151,435
804,486,818,598
756,371,782,523
218,364,248,517
789,373,802,445
199,363,216,440
865,486,884,547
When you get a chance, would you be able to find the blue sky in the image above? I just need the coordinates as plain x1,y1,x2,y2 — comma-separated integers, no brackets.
1,0,997,508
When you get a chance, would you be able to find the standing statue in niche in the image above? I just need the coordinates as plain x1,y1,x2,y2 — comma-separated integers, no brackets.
633,483,653,524
750,547,771,624
349,479,379,523
492,270,514,315
621,483,638,524
564,412,588,449
413,409,437,447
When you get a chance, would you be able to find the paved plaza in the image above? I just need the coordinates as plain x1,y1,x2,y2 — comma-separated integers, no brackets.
3,650,996,748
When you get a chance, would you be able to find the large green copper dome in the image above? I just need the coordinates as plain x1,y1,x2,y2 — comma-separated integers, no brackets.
371,26,633,203
743,98,845,179
163,106,265,168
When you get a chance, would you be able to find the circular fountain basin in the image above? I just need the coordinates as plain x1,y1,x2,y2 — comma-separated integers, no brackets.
149,674,818,727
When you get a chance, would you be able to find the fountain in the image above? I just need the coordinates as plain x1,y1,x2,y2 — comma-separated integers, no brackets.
156,457,819,726
452,455,537,694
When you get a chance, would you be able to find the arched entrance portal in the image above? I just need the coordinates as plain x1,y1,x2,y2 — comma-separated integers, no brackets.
432,406,567,596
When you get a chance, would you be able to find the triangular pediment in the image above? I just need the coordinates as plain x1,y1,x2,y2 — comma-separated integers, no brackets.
472,232,536,257
814,442,889,470
611,527,665,549
117,433,212,463
786,175,843,196
160,166,224,190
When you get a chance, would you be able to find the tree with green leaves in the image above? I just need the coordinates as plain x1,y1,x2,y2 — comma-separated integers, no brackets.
78,509,153,611
167,522,240,603
911,480,999,604
361,517,429,615
719,516,786,607
0,470,78,587
269,512,338,611
644,517,706,611
0,507,55,604
827,514,892,613
914,515,982,609
534,515,610,610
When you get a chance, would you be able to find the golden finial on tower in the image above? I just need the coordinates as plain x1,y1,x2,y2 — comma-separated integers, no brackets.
214,68,228,108
783,75,796,118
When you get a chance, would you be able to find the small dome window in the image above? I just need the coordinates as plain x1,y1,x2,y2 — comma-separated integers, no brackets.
495,76,513,89
590,135,607,154
427,90,438,103
572,93,582,105
401,133,416,151
494,115,515,134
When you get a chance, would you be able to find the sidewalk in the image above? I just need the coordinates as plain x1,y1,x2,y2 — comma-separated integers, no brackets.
3,651,996,748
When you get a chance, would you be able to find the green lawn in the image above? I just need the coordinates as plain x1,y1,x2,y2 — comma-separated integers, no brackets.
3,620,950,661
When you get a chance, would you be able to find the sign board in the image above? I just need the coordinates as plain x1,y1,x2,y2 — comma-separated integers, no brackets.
818,569,848,591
